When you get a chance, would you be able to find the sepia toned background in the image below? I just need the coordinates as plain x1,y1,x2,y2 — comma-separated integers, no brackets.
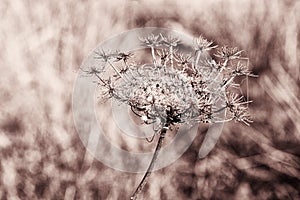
0,0,299,199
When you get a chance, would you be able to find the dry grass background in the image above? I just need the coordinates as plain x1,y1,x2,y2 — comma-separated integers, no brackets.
0,0,299,199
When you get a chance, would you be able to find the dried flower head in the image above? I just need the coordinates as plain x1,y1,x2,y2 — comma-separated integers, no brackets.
160,34,180,47
82,33,256,200
194,35,217,52
139,34,161,47
215,46,243,60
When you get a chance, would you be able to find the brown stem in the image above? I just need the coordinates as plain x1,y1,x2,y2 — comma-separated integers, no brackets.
130,124,169,200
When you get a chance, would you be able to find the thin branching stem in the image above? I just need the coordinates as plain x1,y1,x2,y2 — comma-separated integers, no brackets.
94,73,107,85
108,60,128,81
222,58,229,69
194,50,201,70
221,76,235,88
170,46,174,68
151,47,157,66
130,124,169,200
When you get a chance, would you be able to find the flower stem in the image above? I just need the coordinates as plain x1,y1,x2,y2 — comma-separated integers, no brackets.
151,47,157,66
193,50,201,72
108,60,128,81
130,124,169,200
170,46,173,68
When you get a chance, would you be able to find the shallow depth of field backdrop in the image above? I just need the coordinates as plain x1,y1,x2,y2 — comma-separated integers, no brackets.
0,0,299,199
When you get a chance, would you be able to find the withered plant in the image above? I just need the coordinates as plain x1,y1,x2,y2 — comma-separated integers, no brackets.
82,33,256,200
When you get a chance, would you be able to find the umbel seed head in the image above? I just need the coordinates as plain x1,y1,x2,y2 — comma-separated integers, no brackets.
83,33,255,128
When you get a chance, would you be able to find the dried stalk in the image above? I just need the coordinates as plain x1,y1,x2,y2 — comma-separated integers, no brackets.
130,124,169,200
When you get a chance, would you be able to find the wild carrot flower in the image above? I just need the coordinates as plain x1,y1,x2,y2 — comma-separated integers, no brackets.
82,32,255,200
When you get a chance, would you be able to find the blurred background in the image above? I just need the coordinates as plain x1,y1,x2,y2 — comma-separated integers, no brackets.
0,0,299,199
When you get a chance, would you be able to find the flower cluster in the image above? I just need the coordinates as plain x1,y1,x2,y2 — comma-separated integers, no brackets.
83,34,255,127
82,33,256,200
